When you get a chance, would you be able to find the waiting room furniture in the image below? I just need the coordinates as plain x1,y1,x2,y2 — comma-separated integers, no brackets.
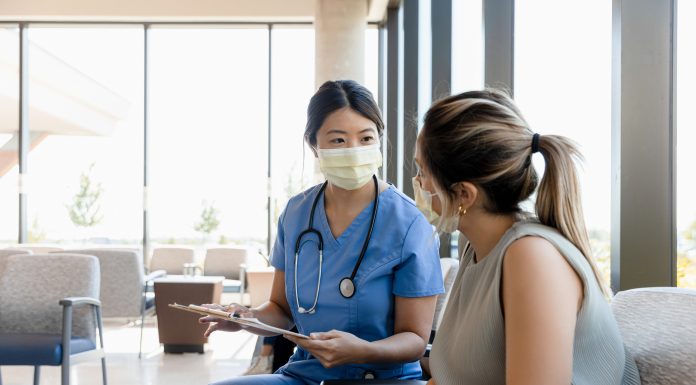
245,266,275,308
0,253,106,385
0,249,31,276
58,248,166,358
203,247,248,279
153,275,224,353
149,247,195,275
612,287,696,385
8,245,63,253
204,247,248,293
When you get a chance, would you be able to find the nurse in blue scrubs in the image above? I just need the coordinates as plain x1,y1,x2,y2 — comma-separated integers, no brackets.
201,80,444,385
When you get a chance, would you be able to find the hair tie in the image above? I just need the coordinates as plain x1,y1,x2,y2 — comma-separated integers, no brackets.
531,133,541,154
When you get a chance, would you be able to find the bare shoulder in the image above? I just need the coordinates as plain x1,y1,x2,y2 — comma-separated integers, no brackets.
502,236,583,308
504,236,571,274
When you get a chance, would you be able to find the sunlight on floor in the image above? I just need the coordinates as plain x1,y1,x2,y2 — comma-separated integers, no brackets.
0,318,259,385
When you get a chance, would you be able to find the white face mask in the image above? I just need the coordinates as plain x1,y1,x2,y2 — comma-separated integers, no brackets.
412,177,460,233
318,144,383,190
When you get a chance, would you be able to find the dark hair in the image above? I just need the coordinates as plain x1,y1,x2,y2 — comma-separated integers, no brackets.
304,80,384,150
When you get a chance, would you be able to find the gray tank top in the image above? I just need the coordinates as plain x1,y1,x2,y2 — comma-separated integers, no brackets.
429,220,641,385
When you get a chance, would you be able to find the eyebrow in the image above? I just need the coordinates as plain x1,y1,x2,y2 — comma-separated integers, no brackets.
326,128,377,135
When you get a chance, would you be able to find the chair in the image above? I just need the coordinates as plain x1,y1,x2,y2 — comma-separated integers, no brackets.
9,245,64,253
611,287,696,385
203,247,249,293
432,258,460,331
58,248,166,358
149,247,194,275
0,249,32,276
245,266,275,308
0,253,106,385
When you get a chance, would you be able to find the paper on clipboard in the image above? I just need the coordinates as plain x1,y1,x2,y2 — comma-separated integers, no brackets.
169,303,309,339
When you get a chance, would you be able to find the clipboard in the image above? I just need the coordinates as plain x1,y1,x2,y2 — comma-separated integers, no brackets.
169,303,309,339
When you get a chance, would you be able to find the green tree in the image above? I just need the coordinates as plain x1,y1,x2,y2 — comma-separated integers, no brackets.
27,216,46,243
194,201,220,242
66,163,103,229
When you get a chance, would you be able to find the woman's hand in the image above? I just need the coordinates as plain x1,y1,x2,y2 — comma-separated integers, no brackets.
284,330,370,368
198,303,254,337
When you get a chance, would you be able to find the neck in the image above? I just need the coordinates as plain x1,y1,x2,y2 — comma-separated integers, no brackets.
324,178,376,211
459,211,516,263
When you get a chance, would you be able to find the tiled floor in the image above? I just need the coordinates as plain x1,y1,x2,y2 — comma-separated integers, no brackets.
0,319,259,385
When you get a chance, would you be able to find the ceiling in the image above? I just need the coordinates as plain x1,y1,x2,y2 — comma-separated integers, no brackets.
0,0,392,23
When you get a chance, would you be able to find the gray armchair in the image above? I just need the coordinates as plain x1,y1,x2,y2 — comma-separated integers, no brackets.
204,247,248,293
58,248,166,358
149,247,195,275
0,253,106,385
0,248,32,276
612,287,696,385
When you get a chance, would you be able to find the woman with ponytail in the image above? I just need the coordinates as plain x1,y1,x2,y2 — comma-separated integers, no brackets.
414,89,640,385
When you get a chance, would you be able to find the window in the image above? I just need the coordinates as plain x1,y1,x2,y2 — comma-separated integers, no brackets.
677,1,696,288
365,26,380,102
149,27,269,255
26,26,144,246
451,0,484,94
0,25,19,246
270,27,315,244
515,0,612,285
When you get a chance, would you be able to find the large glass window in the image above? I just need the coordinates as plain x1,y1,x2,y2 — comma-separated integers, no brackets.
451,0,484,94
149,27,269,255
0,25,19,246
270,27,315,244
515,0,612,285
26,26,144,246
365,26,380,102
677,1,696,288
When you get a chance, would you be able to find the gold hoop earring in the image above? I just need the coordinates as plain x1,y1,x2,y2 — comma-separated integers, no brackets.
458,205,466,215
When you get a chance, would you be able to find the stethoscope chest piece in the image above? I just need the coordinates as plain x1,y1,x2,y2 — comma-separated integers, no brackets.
339,277,356,298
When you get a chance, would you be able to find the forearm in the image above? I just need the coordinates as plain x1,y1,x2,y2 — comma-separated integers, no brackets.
360,331,427,364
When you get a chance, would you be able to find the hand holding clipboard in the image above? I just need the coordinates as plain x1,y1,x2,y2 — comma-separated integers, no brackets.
169,303,309,339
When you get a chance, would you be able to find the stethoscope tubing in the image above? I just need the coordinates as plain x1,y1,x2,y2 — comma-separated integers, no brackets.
293,175,379,314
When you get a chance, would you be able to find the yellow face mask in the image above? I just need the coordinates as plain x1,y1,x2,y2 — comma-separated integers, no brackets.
318,144,383,190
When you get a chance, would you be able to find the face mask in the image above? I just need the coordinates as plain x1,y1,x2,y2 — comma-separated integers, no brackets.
318,144,383,190
412,177,460,233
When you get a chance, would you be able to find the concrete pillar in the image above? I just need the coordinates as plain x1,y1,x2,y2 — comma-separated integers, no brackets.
314,0,368,88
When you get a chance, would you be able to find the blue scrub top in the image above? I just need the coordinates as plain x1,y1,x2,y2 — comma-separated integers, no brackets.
270,183,444,384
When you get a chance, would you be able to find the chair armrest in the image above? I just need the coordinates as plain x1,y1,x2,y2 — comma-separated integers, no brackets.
145,269,167,282
59,297,101,307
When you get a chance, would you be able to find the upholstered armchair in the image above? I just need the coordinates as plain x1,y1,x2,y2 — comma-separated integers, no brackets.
203,247,249,293
0,253,106,385
612,287,696,385
149,247,195,275
58,248,166,358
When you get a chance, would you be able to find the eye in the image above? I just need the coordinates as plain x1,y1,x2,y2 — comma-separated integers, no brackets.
330,138,345,144
361,136,375,143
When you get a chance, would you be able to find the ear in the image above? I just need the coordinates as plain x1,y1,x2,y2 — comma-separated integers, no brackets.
451,181,478,211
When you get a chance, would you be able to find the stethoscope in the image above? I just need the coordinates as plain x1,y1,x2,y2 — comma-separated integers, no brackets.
293,175,379,314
